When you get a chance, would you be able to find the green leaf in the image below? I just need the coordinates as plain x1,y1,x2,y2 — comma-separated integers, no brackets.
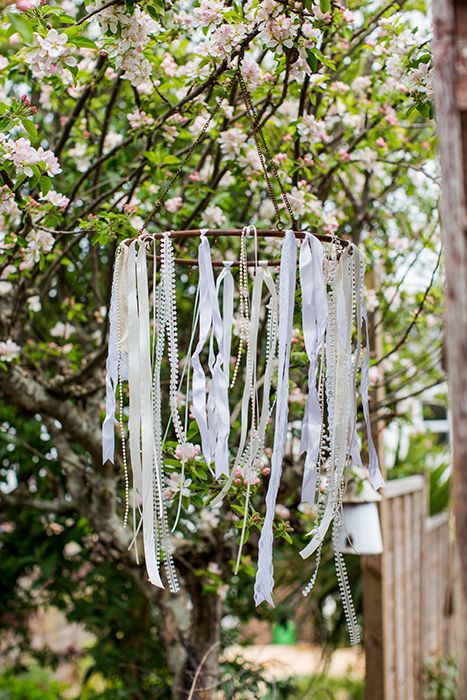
69,35,98,49
22,118,38,144
39,176,52,196
306,49,319,72
319,0,331,14
8,13,34,43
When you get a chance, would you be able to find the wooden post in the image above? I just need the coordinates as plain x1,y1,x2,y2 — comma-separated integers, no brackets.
363,267,387,700
432,0,467,694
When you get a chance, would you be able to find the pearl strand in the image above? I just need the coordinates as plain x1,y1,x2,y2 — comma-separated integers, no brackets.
152,274,180,593
231,228,249,389
115,245,130,528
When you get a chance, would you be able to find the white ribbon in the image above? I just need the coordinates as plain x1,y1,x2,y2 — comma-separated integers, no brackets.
254,230,297,607
191,232,215,465
191,232,230,477
209,262,278,507
126,242,143,497
102,246,122,464
351,247,384,490
299,234,328,504
207,261,234,478
136,241,164,588
360,298,385,490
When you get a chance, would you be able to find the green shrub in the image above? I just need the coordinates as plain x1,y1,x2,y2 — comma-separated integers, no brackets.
424,657,458,700
0,668,66,700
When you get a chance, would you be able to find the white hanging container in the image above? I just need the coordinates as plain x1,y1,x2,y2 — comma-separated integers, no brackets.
336,467,384,556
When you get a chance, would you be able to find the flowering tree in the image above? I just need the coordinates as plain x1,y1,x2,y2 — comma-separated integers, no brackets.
0,0,443,697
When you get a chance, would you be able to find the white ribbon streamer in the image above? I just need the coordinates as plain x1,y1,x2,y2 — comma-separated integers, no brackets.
136,241,164,588
299,234,328,504
192,232,230,477
254,230,297,607
102,246,121,464
126,242,143,497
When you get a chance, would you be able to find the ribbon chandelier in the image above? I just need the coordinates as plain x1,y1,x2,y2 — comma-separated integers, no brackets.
102,66,384,643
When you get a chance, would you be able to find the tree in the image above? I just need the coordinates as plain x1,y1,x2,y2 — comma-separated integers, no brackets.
0,0,443,698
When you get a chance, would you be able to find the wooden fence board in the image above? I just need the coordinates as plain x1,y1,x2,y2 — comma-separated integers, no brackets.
364,476,453,700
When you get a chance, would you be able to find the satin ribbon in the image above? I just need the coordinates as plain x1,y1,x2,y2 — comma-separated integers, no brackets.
126,242,143,498
191,232,230,477
299,234,328,504
136,241,164,588
191,232,215,465
207,261,234,478
209,262,278,507
349,247,384,490
102,246,122,464
254,230,297,607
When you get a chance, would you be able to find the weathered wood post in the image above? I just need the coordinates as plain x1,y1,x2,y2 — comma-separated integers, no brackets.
362,268,387,700
432,0,467,695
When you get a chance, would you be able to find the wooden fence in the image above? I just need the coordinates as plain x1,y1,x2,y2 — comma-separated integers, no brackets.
363,476,454,700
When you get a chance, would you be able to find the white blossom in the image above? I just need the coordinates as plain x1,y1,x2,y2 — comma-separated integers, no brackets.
0,339,20,362
202,205,226,228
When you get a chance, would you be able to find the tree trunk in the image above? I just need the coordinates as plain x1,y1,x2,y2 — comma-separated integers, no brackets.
179,572,222,700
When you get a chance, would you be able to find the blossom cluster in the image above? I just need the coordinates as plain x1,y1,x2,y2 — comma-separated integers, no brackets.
25,29,77,80
1,136,61,179
86,2,160,87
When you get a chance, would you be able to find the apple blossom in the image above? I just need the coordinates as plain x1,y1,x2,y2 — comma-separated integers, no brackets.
164,473,192,501
0,339,21,362
202,205,226,228
174,442,201,461
165,196,183,214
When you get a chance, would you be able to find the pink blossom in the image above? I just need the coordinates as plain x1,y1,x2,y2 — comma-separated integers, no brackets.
275,504,291,519
15,0,41,10
208,23,247,57
127,109,154,129
41,190,69,208
297,114,329,143
164,472,191,501
26,229,54,262
384,106,398,126
202,205,226,228
241,59,262,88
193,0,226,26
165,196,183,213
160,52,178,77
174,442,200,461
260,16,297,51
